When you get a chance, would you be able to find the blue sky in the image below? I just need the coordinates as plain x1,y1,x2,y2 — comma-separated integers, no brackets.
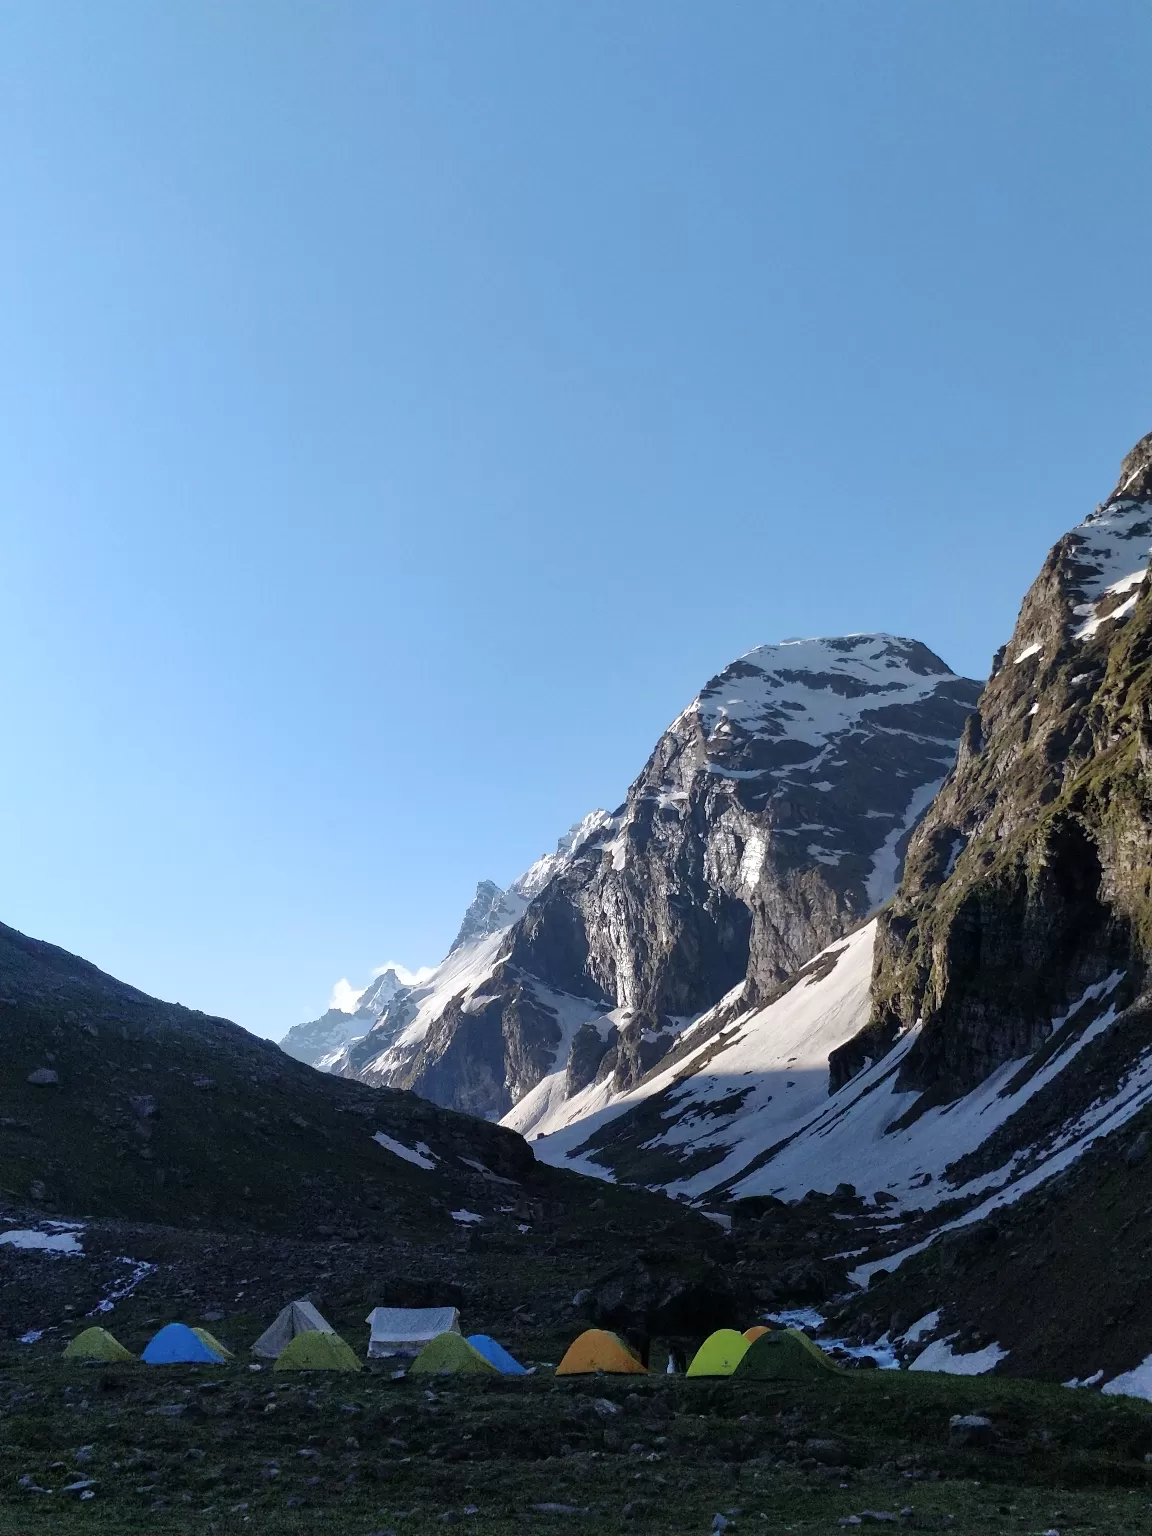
1,1,1150,1039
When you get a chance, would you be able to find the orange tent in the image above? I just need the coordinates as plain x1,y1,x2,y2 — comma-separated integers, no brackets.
744,1325,772,1343
555,1329,646,1376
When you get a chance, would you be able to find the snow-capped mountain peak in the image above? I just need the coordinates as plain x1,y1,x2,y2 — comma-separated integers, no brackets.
288,633,978,1128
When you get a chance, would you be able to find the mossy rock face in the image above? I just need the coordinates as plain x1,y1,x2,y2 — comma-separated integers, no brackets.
836,433,1152,1110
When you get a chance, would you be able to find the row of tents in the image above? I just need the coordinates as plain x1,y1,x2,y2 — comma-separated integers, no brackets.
555,1326,837,1380
62,1303,837,1381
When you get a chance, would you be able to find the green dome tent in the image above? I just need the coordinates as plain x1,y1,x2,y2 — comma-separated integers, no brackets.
252,1299,335,1360
274,1329,362,1372
733,1328,840,1380
63,1326,135,1363
410,1331,500,1376
193,1327,234,1360
686,1328,751,1378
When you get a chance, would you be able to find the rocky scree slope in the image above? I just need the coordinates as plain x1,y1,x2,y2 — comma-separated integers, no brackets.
327,637,978,1124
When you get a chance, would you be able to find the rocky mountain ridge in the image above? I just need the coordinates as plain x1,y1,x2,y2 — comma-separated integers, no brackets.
507,429,1152,1389
312,635,979,1123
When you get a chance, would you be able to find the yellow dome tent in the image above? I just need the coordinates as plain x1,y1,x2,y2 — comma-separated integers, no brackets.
63,1326,135,1363
743,1325,771,1343
274,1329,362,1372
555,1329,646,1376
686,1328,751,1377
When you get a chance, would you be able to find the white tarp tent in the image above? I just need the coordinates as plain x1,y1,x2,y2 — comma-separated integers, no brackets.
251,1299,335,1360
366,1306,461,1358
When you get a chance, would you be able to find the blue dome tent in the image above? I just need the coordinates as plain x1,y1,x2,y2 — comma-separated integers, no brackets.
142,1322,227,1365
466,1333,529,1375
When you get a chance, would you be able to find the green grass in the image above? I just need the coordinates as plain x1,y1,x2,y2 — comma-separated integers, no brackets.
4,1357,1152,1535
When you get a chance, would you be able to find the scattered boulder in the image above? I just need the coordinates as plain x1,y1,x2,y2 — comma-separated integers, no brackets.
26,1068,59,1086
805,1438,845,1465
948,1414,996,1448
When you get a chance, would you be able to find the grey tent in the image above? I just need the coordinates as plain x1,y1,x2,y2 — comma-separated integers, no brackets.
252,1299,335,1360
366,1306,461,1359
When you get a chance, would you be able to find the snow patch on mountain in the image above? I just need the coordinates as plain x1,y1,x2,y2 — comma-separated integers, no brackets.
865,776,947,909
509,923,876,1180
1056,496,1152,642
694,634,966,754
518,914,1142,1258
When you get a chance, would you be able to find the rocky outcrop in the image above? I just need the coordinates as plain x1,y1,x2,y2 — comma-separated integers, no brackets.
833,431,1152,1108
338,636,978,1120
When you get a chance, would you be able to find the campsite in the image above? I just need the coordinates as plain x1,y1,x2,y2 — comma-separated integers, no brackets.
6,1337,1152,1536
7,1290,1152,1536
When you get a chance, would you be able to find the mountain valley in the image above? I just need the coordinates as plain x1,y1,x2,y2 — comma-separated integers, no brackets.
270,429,1152,1393
6,429,1152,1506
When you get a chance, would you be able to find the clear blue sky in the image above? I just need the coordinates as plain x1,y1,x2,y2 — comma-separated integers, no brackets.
2,2,1150,1039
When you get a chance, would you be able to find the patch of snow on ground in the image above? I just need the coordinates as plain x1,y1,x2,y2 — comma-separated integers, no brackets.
373,1132,437,1170
903,1310,941,1344
450,1209,483,1224
909,1338,1008,1375
90,1258,156,1314
0,1229,83,1254
458,1157,517,1186
1102,1354,1152,1401
1013,641,1043,664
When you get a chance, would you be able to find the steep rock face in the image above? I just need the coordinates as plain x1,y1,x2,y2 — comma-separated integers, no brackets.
833,431,1152,1106
512,635,980,1025
338,636,978,1120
